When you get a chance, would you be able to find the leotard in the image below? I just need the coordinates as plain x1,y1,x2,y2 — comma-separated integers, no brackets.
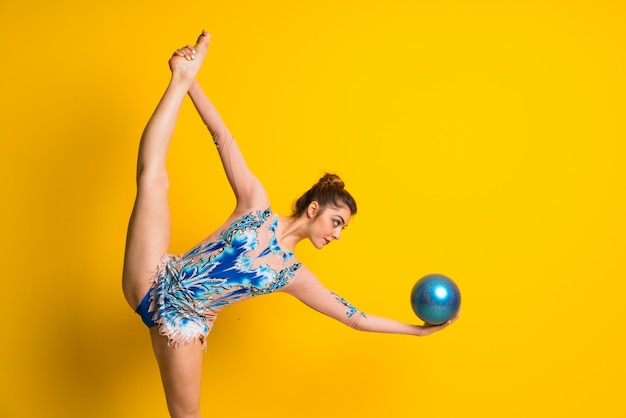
136,207,367,347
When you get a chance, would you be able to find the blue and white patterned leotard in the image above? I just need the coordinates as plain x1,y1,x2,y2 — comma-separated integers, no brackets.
148,208,304,346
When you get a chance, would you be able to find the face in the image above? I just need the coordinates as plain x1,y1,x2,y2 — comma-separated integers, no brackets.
307,202,352,249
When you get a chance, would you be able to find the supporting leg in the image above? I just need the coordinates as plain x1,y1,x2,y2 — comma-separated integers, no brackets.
150,328,204,418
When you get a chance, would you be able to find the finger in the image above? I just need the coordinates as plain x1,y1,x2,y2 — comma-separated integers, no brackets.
173,46,196,60
173,49,189,58
184,45,197,59
446,312,461,325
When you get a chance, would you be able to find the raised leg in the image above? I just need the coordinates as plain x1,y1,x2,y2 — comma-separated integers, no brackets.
122,31,211,309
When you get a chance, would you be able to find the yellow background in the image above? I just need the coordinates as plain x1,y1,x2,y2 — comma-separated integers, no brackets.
1,1,625,417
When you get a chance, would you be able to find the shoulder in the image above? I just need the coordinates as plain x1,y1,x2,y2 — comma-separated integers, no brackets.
282,265,321,293
230,206,274,223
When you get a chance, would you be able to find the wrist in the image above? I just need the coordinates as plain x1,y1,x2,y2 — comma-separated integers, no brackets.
188,79,200,92
415,326,427,336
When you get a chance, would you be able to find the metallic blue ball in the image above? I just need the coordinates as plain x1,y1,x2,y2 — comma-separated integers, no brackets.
410,274,461,325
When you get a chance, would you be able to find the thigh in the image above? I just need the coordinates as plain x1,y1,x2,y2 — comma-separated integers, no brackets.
150,327,204,418
122,172,171,308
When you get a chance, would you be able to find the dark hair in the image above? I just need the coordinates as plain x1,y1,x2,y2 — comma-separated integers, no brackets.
292,173,357,217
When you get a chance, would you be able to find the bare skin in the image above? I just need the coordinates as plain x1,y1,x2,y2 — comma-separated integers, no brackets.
122,32,210,309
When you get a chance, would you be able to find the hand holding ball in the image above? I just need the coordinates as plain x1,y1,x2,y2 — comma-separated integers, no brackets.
410,274,461,325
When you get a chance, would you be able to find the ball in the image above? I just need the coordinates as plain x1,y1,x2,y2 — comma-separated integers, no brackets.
410,274,461,325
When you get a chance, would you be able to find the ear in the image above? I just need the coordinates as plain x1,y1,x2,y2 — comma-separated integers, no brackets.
307,201,320,218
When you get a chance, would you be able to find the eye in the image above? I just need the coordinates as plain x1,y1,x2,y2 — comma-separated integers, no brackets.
332,219,341,227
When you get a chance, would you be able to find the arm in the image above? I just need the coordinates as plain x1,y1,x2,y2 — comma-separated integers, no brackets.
282,267,458,337
187,80,268,210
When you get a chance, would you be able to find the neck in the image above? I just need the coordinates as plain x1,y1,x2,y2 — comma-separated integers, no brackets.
276,215,307,251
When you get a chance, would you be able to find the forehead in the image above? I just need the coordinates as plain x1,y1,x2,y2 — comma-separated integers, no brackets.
324,205,352,223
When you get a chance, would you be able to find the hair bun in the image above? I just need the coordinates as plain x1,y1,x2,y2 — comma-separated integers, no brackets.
319,173,345,189
292,172,357,217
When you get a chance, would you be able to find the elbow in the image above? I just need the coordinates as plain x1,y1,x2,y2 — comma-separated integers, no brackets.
211,129,233,144
345,312,369,332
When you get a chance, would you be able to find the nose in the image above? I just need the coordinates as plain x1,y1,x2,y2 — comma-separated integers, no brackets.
332,228,341,240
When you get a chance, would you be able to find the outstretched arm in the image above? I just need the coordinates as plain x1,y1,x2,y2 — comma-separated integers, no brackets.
282,268,459,337
187,75,267,210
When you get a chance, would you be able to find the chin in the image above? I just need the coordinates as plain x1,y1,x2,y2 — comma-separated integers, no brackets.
310,239,324,250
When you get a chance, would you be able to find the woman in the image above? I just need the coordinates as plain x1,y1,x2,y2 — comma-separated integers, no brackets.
122,30,458,418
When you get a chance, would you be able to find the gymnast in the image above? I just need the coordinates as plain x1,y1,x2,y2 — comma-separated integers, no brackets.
122,30,458,418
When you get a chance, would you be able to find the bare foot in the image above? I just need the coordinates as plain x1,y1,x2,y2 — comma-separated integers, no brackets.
168,30,211,82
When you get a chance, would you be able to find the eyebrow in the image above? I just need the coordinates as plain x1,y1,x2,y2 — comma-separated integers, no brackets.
337,215,347,225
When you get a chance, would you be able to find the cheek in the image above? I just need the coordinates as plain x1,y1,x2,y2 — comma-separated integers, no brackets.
313,217,331,233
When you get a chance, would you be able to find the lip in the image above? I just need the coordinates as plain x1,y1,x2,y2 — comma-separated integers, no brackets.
324,238,331,245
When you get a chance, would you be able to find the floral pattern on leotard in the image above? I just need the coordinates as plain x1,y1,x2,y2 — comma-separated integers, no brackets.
332,292,367,319
151,208,301,347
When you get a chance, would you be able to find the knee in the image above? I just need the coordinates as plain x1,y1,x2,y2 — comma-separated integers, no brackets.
136,168,170,191
167,402,201,418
